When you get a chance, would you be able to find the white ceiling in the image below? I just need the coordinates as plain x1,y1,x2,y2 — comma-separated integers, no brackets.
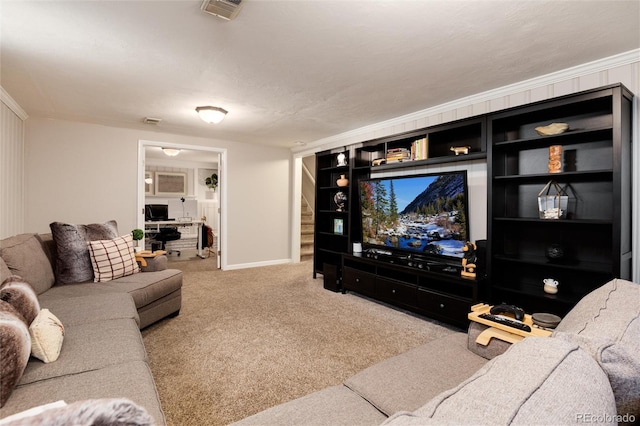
2,1,639,149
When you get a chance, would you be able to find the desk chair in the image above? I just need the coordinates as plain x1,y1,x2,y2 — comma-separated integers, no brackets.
154,227,181,256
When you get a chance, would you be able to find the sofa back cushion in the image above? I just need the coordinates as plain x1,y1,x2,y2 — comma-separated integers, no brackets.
383,337,617,425
49,220,118,284
0,257,11,282
555,278,639,338
553,278,640,423
0,234,55,294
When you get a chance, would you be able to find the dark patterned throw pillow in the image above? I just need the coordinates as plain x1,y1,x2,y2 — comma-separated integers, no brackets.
49,220,118,284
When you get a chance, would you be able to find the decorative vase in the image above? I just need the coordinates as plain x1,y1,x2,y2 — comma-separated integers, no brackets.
543,278,559,294
336,174,349,187
545,244,565,262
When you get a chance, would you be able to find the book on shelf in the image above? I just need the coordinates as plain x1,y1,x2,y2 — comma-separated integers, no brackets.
387,148,411,163
411,137,429,161
386,147,411,163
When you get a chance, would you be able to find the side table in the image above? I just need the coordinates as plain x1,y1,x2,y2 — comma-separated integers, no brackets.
135,250,168,272
468,302,551,341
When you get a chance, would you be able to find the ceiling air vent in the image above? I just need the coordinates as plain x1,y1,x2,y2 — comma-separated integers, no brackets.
143,117,162,125
200,0,243,21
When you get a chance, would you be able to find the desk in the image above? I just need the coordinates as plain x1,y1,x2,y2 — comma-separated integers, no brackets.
144,220,205,259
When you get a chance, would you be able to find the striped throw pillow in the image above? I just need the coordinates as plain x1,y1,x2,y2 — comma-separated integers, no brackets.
87,234,140,282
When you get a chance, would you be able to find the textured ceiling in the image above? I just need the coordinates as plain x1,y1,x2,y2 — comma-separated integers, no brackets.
2,1,639,149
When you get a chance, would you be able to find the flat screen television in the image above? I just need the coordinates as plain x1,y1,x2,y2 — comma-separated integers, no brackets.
358,170,470,262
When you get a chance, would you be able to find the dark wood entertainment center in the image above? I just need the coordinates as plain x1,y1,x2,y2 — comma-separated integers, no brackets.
314,83,633,327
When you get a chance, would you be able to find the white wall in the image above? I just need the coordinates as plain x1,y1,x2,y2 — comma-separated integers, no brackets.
23,118,292,268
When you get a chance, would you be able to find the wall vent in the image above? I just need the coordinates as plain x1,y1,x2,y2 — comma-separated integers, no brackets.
200,0,243,21
143,117,162,125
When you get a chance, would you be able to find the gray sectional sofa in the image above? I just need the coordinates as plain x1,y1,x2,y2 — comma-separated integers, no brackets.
235,278,640,425
0,231,183,424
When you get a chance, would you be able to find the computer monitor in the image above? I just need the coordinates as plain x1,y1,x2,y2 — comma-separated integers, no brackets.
145,204,169,221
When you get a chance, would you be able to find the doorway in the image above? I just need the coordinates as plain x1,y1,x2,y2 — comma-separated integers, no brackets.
137,140,227,269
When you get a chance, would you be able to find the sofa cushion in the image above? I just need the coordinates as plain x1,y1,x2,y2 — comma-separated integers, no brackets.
0,234,55,294
0,277,40,325
29,309,65,364
0,398,154,426
383,337,617,425
1,361,165,425
37,292,139,328
49,220,118,284
344,332,487,416
0,301,31,408
102,269,183,310
87,234,140,282
20,318,147,385
555,278,639,339
553,278,640,421
231,385,387,426
554,331,640,423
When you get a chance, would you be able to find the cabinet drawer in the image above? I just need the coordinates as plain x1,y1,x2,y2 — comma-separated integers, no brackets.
343,267,376,295
418,289,470,326
377,278,418,308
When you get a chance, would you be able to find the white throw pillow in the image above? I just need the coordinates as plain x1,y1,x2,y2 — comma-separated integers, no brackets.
87,234,140,282
29,309,64,363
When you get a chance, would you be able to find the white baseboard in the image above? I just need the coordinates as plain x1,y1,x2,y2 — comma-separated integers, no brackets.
223,258,292,271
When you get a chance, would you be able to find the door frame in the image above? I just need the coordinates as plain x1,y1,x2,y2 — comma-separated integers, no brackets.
137,140,227,269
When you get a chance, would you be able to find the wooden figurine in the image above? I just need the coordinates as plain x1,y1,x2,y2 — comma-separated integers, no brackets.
461,241,477,279
450,146,471,156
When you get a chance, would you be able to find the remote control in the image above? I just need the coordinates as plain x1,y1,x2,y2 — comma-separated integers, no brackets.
479,313,532,332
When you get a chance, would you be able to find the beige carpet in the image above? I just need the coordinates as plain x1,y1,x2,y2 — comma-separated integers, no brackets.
142,260,457,426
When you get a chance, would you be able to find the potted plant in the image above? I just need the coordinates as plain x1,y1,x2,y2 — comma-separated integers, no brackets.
132,228,144,251
205,173,218,200
205,173,218,190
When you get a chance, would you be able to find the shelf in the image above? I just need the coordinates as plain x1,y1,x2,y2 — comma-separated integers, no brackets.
365,152,486,170
487,84,632,316
317,231,348,238
314,149,352,277
493,169,613,182
492,127,612,150
491,284,577,307
493,217,612,225
492,254,611,274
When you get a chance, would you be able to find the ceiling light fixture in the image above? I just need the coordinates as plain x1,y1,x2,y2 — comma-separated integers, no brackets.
196,106,228,124
162,148,181,157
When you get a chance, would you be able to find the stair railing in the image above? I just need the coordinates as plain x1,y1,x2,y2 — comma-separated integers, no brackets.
301,161,315,219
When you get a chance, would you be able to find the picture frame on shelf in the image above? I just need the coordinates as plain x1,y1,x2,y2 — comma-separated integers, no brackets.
155,172,187,196
333,218,344,235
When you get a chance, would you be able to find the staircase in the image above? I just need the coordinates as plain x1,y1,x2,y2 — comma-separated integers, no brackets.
300,197,314,261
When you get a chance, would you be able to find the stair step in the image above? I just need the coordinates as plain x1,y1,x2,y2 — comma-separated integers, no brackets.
301,197,314,261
